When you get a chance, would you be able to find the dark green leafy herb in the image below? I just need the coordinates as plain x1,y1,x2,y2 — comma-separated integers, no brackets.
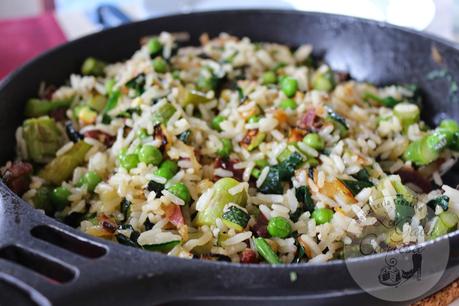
427,195,449,211
395,194,414,229
352,168,372,183
178,130,191,144
340,179,373,196
144,218,154,231
290,186,314,222
125,73,146,97
147,180,164,195
120,198,132,222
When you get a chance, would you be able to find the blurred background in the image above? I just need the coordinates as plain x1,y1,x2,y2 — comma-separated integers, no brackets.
0,0,457,79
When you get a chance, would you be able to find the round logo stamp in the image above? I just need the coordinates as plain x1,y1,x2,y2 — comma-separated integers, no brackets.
343,195,450,302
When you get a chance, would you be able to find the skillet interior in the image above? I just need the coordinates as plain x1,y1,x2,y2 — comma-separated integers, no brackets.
1,10,459,306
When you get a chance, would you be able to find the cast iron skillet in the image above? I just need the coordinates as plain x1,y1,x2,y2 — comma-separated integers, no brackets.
1,10,459,306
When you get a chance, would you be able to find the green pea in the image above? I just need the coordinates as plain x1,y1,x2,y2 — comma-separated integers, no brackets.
155,160,178,180
50,186,71,211
261,71,277,85
248,115,261,123
267,216,292,238
120,153,140,171
217,138,232,158
211,115,225,131
167,182,191,205
279,98,297,110
303,133,325,150
147,37,162,57
78,171,102,192
153,57,168,73
280,77,298,98
312,208,334,225
139,145,163,166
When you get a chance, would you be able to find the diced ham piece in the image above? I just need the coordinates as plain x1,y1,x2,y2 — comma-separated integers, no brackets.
240,248,258,264
84,130,115,147
165,204,185,227
2,161,33,196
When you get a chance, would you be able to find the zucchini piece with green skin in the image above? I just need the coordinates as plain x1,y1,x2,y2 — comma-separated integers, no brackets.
39,141,92,185
151,102,177,125
24,99,71,118
403,132,448,166
22,116,64,163
278,151,303,181
427,195,449,211
436,119,459,151
393,102,420,131
194,178,248,226
222,206,250,231
143,240,181,253
254,237,281,264
260,152,304,194
181,90,210,106
430,211,459,239
362,92,400,108
259,166,283,194
326,109,349,137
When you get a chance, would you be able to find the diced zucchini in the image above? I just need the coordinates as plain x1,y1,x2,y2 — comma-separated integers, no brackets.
180,90,210,106
24,99,71,118
194,178,247,226
39,141,92,185
222,206,250,231
143,240,181,253
326,109,349,137
22,116,64,163
152,102,177,125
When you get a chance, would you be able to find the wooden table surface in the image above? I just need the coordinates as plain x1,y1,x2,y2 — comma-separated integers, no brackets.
414,280,459,306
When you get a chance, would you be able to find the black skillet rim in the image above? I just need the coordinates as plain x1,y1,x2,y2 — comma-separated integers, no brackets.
0,8,458,274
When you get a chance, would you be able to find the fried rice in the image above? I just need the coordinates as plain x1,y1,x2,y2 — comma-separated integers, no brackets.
3,32,459,264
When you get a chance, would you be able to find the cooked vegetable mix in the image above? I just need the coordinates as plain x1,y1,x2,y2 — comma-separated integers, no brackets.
3,32,459,265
